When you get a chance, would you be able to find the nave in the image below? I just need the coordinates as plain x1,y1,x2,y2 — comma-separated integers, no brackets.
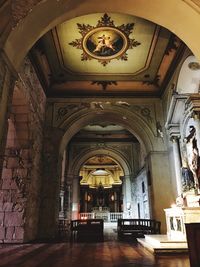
0,227,189,267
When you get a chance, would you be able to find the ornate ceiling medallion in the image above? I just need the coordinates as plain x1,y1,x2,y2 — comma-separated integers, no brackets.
69,13,141,66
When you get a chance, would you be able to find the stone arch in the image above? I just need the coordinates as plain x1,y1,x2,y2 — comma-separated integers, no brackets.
70,147,131,177
3,0,200,69
58,108,162,160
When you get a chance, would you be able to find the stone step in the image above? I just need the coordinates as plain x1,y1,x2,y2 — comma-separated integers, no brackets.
137,234,188,254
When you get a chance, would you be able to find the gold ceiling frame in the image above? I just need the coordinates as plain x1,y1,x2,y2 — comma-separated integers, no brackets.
69,13,141,66
82,27,129,61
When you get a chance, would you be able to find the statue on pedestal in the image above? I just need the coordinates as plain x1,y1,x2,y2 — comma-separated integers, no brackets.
184,126,200,194
181,157,194,192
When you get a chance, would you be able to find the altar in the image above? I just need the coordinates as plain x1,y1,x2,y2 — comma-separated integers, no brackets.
92,207,110,221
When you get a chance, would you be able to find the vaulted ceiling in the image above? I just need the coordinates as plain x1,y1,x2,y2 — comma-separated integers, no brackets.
30,12,185,98
71,124,138,142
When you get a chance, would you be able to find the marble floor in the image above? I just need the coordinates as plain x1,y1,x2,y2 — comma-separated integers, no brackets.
0,225,190,267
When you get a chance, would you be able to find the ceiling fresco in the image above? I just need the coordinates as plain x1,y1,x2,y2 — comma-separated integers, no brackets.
31,13,185,97
68,13,141,66
72,124,138,142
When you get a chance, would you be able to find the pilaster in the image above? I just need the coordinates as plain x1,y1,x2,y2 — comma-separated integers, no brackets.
166,122,182,197
147,151,174,233
170,136,182,196
72,176,80,220
0,51,17,175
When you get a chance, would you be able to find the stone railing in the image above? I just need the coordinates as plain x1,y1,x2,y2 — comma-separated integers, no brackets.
79,212,123,222
79,213,95,220
109,212,123,222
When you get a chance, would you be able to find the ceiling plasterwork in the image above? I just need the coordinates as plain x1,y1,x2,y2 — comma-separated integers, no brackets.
31,12,184,97
51,13,160,76
50,100,158,137
69,13,141,66
85,155,118,165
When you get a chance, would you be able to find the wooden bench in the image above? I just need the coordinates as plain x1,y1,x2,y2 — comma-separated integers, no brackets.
70,219,104,242
117,218,161,239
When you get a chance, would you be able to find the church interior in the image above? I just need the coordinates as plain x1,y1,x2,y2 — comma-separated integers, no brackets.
0,1,200,266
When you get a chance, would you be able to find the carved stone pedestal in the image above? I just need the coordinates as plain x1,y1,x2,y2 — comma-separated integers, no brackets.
165,207,200,241
137,206,200,254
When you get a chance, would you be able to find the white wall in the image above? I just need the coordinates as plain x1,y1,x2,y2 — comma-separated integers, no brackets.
131,168,150,219
177,55,200,94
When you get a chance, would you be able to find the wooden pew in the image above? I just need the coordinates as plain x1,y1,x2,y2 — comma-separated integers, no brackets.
117,218,161,239
70,219,104,242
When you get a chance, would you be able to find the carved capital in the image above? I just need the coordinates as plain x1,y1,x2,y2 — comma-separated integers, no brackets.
167,124,180,141
185,94,200,117
191,110,200,121
170,135,180,143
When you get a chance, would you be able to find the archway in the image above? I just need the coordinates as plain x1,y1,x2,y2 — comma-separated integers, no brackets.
70,148,132,177
69,148,133,220
78,154,124,220
58,108,159,159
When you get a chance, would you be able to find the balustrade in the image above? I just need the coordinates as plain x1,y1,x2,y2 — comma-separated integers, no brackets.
79,212,123,222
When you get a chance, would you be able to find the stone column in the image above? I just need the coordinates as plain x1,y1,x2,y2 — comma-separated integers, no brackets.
59,150,66,219
84,191,88,212
72,176,80,219
64,183,71,220
123,175,132,218
0,54,19,243
122,177,126,213
147,151,175,233
171,136,182,196
59,190,65,219
0,54,17,175
38,127,63,240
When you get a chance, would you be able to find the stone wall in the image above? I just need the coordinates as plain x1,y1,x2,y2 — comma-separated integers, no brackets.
19,58,46,242
131,167,150,219
0,57,46,243
38,126,64,240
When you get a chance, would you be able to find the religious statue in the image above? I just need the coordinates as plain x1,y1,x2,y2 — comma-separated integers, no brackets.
181,157,194,192
184,126,200,194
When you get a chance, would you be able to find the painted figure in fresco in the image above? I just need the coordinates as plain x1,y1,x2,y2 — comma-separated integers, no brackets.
93,34,115,53
185,126,200,193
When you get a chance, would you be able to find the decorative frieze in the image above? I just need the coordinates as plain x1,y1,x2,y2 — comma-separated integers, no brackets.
55,103,89,122
51,101,157,135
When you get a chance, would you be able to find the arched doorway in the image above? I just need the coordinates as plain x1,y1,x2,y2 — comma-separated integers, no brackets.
79,155,123,221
